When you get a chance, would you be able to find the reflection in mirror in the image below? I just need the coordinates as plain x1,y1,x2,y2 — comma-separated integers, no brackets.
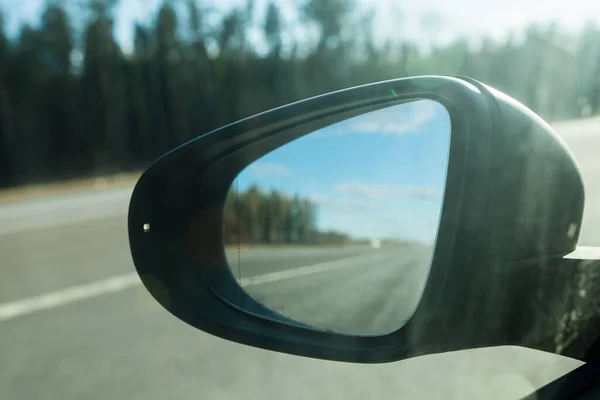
224,100,451,336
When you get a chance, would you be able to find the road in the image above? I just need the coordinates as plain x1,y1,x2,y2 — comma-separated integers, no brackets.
237,246,431,335
1,117,599,399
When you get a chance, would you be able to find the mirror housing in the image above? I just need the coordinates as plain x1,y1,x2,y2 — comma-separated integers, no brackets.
127,76,584,363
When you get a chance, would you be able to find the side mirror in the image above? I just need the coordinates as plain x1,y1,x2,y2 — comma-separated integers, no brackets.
127,76,587,363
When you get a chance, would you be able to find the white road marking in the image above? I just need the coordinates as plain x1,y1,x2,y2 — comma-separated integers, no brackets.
0,252,383,323
240,252,382,287
0,273,140,323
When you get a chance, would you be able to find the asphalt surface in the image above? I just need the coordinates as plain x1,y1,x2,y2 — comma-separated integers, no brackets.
238,247,432,335
1,117,599,399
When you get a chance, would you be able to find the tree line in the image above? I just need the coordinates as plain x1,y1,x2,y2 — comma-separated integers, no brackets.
223,185,352,245
1,0,600,188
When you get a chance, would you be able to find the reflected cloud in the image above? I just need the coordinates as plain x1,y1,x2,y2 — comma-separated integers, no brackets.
248,162,291,177
314,100,444,138
307,194,333,204
309,194,387,211
334,182,443,199
335,183,395,198
353,101,438,136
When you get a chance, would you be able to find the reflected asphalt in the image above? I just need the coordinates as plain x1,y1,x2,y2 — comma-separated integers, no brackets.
240,247,431,335
1,117,598,399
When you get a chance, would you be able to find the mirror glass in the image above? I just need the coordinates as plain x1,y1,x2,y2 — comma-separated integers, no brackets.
224,99,451,336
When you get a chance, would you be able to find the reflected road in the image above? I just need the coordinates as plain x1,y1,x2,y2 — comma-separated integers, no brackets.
236,247,431,335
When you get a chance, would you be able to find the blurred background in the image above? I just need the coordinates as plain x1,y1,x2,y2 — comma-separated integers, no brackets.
1,0,600,187
2,1,600,399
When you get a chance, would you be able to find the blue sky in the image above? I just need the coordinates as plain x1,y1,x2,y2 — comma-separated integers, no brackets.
3,0,600,54
235,99,451,244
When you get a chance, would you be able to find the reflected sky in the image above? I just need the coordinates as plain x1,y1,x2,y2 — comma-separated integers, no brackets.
236,100,451,243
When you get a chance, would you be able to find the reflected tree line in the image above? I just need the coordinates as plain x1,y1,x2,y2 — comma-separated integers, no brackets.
223,185,353,245
1,0,600,188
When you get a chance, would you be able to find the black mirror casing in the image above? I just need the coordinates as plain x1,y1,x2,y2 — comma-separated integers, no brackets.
128,76,584,363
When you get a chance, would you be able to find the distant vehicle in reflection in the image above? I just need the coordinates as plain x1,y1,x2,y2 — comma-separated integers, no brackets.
370,239,381,249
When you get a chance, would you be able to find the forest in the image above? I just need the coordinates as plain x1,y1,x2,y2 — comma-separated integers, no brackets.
223,184,359,245
1,0,599,189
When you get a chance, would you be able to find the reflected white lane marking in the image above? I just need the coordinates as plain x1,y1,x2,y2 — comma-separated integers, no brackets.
0,273,140,323
240,252,383,287
0,251,385,323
